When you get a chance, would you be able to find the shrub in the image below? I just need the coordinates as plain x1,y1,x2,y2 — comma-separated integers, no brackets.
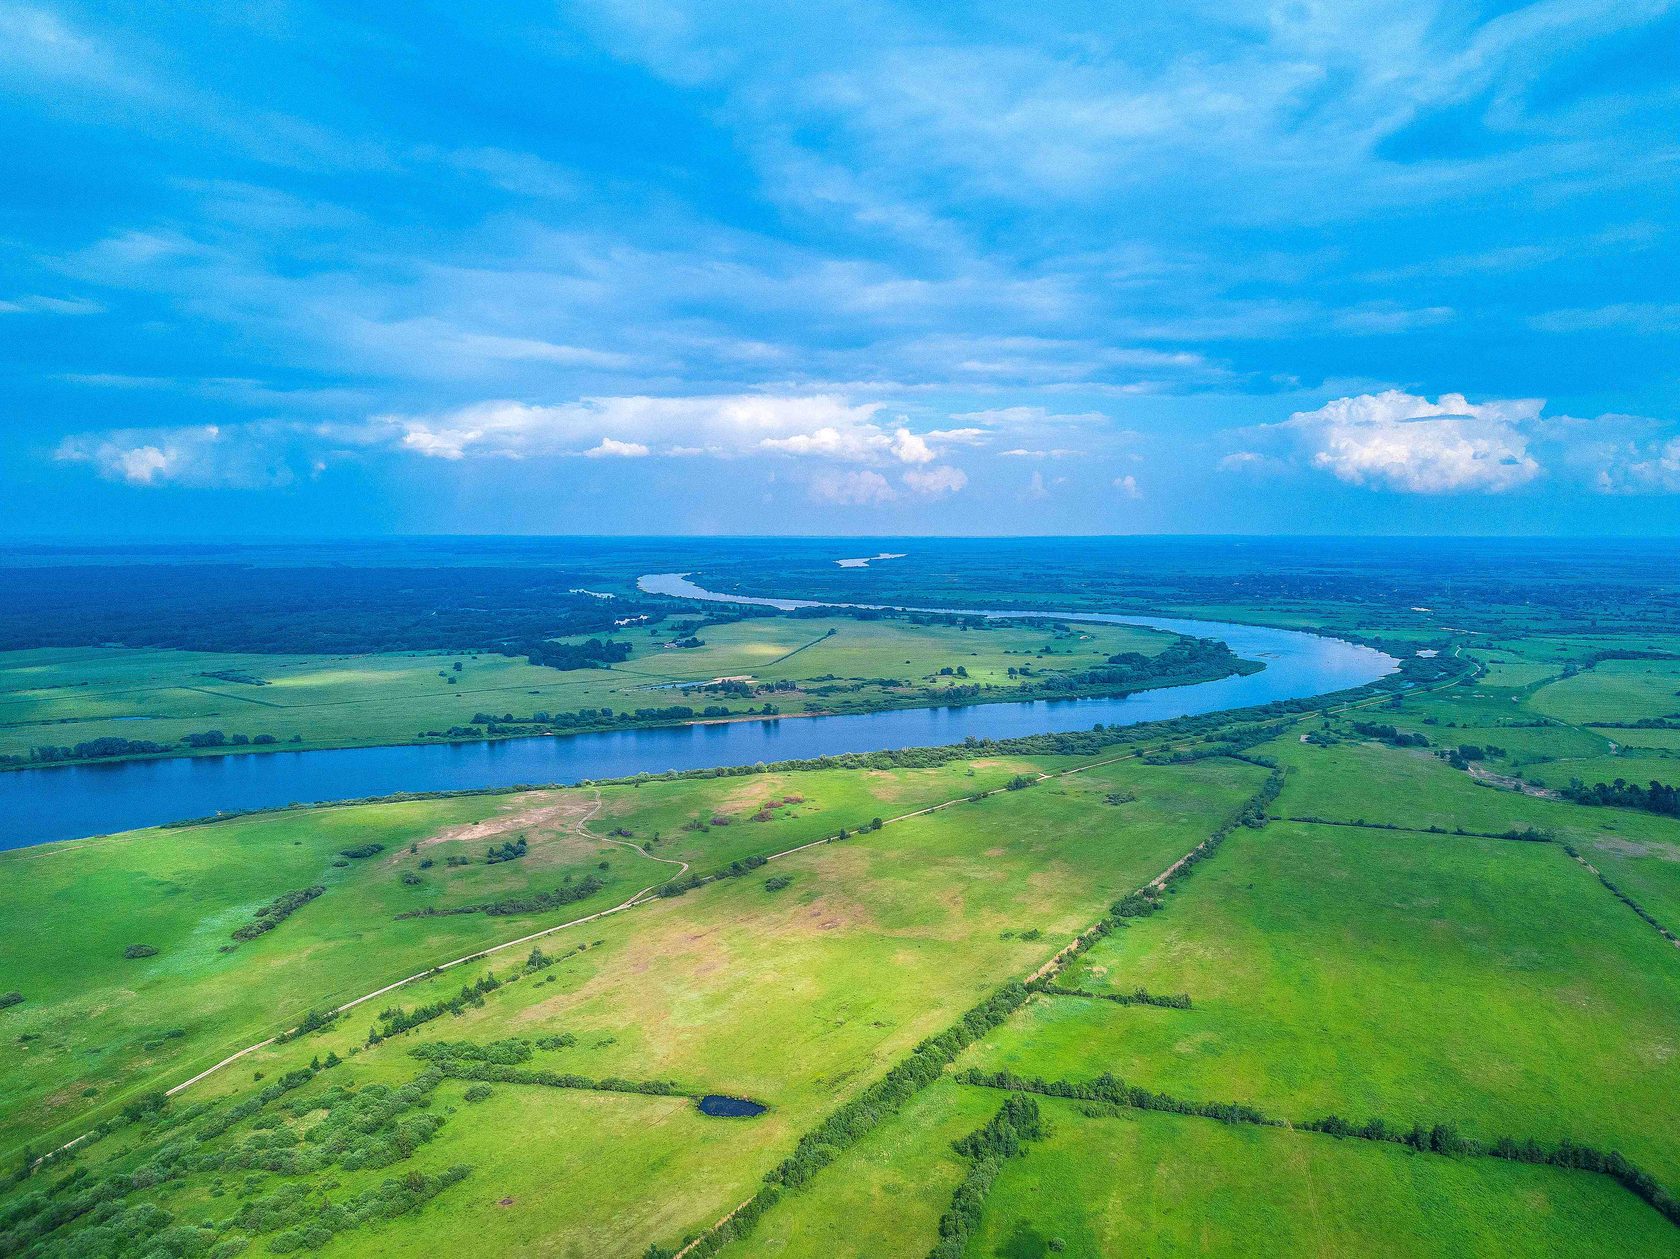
123,944,160,959
231,885,325,942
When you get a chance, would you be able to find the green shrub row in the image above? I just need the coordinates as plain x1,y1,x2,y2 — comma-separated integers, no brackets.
1035,983,1191,1010
958,1069,1276,1128
231,886,325,943
926,1095,1046,1259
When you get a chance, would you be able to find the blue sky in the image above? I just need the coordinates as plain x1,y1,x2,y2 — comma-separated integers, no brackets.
2,1,1677,536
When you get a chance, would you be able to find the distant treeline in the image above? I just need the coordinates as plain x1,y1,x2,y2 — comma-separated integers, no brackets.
0,564,670,654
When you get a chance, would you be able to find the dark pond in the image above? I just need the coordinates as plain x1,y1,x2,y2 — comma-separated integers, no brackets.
697,1094,768,1118
0,574,1396,849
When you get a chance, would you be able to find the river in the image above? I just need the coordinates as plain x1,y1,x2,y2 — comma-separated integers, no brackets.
0,575,1396,849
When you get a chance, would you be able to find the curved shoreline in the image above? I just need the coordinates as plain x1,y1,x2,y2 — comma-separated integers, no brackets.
0,578,1397,849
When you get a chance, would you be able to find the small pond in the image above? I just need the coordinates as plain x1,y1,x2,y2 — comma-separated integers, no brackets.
697,1094,768,1118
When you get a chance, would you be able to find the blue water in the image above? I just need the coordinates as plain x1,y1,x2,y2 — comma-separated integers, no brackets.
0,575,1395,849
697,1095,768,1118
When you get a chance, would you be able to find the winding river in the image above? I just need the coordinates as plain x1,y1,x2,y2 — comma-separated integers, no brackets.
0,575,1396,850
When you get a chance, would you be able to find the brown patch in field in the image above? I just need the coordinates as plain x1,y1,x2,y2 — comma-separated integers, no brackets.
712,777,799,815
983,846,1006,857
1593,837,1680,862
42,1087,84,1113
400,790,593,858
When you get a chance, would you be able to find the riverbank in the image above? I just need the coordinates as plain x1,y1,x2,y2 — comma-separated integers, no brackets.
0,579,1397,848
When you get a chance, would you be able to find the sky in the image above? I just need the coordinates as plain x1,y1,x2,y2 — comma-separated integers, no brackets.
2,1,1677,537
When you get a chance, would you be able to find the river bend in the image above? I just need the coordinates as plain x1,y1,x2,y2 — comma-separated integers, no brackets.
0,575,1396,849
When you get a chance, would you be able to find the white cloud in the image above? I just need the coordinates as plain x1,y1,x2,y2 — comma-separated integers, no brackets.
50,390,1012,491
53,423,294,488
1330,304,1455,335
1218,451,1266,472
1531,304,1680,335
889,428,936,464
1622,438,1680,492
1113,474,1142,499
1594,436,1680,494
809,469,895,505
902,465,967,496
1274,391,1544,494
0,294,102,315
1000,448,1081,458
387,394,988,469
384,394,885,461
583,438,650,458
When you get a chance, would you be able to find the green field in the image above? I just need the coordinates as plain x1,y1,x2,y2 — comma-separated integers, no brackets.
961,820,1680,1180
0,614,1176,764
965,1099,1680,1258
0,757,1072,1157
6,546,1680,1257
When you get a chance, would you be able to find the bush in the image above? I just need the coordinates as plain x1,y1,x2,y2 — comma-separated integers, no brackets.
123,944,160,959
231,885,325,942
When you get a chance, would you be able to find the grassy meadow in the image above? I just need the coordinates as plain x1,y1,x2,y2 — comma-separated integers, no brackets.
6,564,1680,1257
0,615,1171,764
963,1100,1680,1259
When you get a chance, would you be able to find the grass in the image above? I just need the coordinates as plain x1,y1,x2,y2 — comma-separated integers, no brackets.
10,571,1680,1257
0,757,1055,1159
0,615,1172,763
967,1097,1680,1258
2,755,1265,1256
962,820,1680,1184
737,1081,1001,1258
1531,660,1680,725
1579,832,1680,940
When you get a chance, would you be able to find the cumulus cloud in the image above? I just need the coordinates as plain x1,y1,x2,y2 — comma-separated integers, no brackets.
1113,474,1142,499
902,465,967,496
809,469,895,505
583,438,649,458
1274,391,1543,494
385,394,978,468
51,391,1003,495
1594,436,1680,494
53,423,295,487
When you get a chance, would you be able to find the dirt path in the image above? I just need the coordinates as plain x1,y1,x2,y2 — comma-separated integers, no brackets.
1467,763,1560,799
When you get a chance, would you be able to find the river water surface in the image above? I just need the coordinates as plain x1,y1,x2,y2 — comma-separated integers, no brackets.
0,575,1395,849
